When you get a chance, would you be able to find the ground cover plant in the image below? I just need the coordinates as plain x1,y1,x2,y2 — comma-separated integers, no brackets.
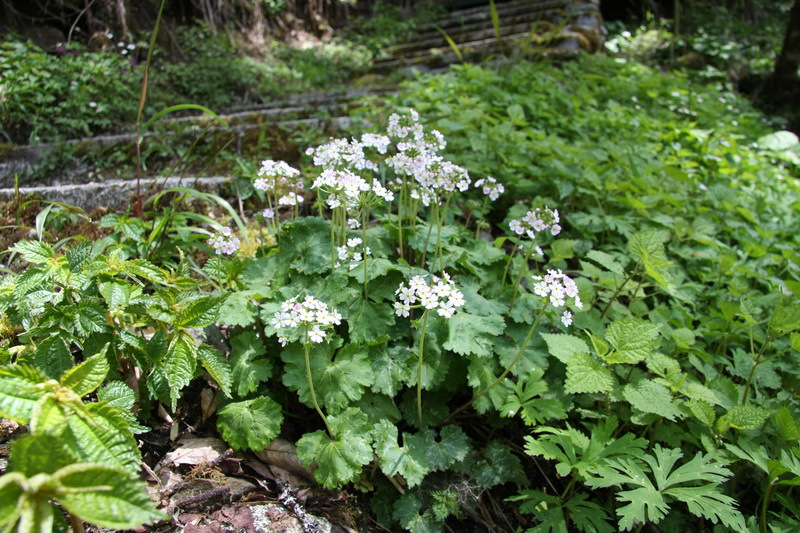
1,48,800,533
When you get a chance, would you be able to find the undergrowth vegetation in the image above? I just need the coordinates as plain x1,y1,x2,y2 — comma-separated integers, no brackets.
2,10,800,533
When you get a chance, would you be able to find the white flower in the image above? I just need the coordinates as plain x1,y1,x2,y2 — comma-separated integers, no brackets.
262,208,275,219
208,226,240,255
561,311,573,327
394,301,411,317
394,272,465,320
509,206,560,241
272,295,340,345
437,301,455,318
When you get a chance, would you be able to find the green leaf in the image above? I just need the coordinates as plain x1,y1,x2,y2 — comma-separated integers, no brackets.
374,420,431,488
217,290,261,327
60,352,109,397
586,250,625,275
98,281,131,313
282,342,373,411
62,403,140,470
604,317,660,364
96,381,148,434
13,240,54,265
770,305,800,336
393,493,443,533
55,464,166,528
420,426,470,471
550,239,579,262
197,345,233,398
472,441,526,488
175,295,222,328
0,474,24,527
118,259,167,284
281,217,332,275
229,331,272,397
76,302,109,335
443,312,505,357
217,395,283,451
628,229,672,286
542,333,590,363
348,297,395,344
686,399,716,427
33,336,74,379
776,407,800,442
0,365,48,422
9,434,76,476
565,352,615,394
717,404,771,432
164,334,197,411
369,343,415,397
296,408,373,488
623,380,681,421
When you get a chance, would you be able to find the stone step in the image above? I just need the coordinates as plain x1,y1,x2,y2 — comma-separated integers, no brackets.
415,0,570,34
0,176,233,212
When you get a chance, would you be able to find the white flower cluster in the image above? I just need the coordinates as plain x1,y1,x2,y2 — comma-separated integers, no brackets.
254,159,304,210
386,110,469,206
474,176,505,201
531,269,582,327
272,295,343,346
394,273,466,319
312,169,393,209
208,226,240,255
337,237,371,270
305,133,390,172
509,206,561,240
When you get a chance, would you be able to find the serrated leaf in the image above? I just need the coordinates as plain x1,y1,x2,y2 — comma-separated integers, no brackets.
466,354,510,413
60,352,109,397
623,380,680,421
776,407,800,441
443,312,505,357
164,335,197,411
9,434,76,476
665,485,747,531
542,333,590,363
98,281,131,313
393,493,443,533
66,241,94,271
119,259,167,284
296,408,373,488
374,420,431,488
550,239,579,262
175,295,222,328
13,240,55,265
770,305,800,336
586,250,625,275
686,399,716,427
77,302,109,335
565,352,615,394
282,341,373,411
348,298,395,344
197,345,232,398
717,404,770,432
62,403,140,470
217,290,261,327
0,365,48,422
55,464,166,528
217,395,283,451
96,381,148,434
0,475,25,527
605,317,660,364
229,331,272,396
33,336,74,379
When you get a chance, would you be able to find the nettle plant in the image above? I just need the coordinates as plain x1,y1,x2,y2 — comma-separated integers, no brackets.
0,107,798,532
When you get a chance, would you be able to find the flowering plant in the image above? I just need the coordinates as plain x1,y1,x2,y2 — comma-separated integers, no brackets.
271,295,342,346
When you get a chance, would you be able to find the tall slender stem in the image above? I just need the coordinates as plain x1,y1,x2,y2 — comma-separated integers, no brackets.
502,243,519,286
362,208,369,299
420,203,438,269
436,195,451,274
303,333,334,438
417,310,430,428
330,214,336,271
509,244,537,312
440,306,547,425
398,185,405,261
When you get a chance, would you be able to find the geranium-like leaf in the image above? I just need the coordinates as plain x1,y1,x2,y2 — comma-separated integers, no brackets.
281,217,331,275
472,441,526,488
373,420,431,488
419,426,470,471
443,312,505,357
393,493,443,533
55,464,166,529
348,297,395,344
217,396,283,451
296,408,373,488
282,342,373,411
229,331,272,396
369,343,415,397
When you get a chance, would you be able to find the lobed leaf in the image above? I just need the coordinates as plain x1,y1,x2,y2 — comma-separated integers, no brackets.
217,396,283,451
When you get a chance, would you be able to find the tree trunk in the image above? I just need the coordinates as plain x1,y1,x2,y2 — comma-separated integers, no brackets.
773,0,800,82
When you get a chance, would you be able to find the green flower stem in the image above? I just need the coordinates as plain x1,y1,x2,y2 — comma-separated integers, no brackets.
509,243,537,313
330,213,336,271
501,242,519,286
741,335,771,405
398,185,405,261
436,195,452,274
420,203,438,269
362,208,369,300
303,332,334,438
440,306,547,425
474,197,489,239
760,481,777,533
417,309,430,428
